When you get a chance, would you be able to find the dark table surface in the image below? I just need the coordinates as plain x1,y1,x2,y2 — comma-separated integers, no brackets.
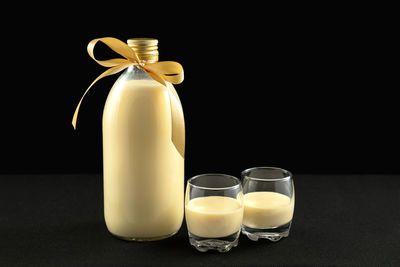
1,174,399,266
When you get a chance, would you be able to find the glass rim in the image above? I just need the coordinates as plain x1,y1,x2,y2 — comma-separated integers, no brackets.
241,166,292,182
187,173,242,190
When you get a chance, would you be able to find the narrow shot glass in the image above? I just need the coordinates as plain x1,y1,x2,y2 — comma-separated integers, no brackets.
185,174,244,252
241,167,295,242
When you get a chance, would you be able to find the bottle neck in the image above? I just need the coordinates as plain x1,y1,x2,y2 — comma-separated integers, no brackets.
127,38,159,62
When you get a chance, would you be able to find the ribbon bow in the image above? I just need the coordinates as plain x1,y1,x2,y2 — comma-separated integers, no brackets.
72,37,184,129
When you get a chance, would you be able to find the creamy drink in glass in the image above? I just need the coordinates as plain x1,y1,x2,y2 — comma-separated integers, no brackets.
241,167,295,242
185,174,244,252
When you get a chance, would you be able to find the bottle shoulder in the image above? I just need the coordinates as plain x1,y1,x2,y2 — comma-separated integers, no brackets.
108,79,167,98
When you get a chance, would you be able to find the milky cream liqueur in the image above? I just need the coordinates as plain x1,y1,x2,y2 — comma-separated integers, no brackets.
102,38,185,241
185,196,243,238
243,192,294,229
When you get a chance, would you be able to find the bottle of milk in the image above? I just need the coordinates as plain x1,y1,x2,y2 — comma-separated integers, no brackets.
102,38,185,241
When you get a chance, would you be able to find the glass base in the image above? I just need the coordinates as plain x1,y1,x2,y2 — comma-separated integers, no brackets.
111,231,178,242
241,221,291,242
188,231,240,253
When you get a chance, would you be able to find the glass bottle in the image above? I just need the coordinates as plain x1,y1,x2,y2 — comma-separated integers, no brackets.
102,38,185,241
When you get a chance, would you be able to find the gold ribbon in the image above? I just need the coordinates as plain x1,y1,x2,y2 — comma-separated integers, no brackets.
72,37,184,129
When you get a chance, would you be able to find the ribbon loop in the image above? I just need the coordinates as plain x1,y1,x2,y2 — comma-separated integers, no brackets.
72,37,184,130
144,61,184,84
87,37,139,64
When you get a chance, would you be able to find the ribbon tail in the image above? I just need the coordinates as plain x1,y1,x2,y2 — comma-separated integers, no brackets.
72,63,133,129
166,83,185,158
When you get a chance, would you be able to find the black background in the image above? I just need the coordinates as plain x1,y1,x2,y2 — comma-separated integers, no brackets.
0,4,397,177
